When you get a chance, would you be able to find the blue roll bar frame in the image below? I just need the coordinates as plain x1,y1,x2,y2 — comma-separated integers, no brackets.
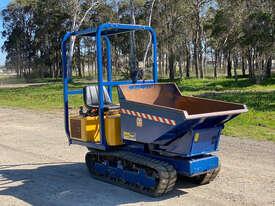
61,23,158,150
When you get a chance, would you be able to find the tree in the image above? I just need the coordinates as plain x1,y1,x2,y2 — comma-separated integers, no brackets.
240,11,274,83
1,0,273,83
142,0,156,70
66,0,103,80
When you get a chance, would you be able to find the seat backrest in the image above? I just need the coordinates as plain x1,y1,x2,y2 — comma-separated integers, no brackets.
83,86,111,108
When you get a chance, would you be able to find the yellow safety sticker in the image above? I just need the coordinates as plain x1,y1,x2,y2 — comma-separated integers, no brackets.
194,133,200,142
123,131,136,141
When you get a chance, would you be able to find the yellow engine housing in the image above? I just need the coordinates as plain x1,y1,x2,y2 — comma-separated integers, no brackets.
70,114,123,146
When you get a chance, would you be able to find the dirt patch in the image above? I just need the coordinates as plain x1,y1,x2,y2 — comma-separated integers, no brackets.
0,108,274,206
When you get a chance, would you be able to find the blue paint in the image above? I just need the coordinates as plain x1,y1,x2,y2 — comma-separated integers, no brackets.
68,89,83,95
128,84,154,90
103,80,154,86
61,32,72,143
96,25,107,147
158,126,223,157
156,154,220,176
104,36,112,101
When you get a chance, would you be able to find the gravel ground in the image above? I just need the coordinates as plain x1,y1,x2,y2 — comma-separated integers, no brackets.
0,108,274,206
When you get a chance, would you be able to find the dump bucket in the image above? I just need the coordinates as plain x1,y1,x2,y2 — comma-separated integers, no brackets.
118,83,247,156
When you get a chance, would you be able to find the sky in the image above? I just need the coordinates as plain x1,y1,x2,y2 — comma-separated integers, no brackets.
0,0,10,66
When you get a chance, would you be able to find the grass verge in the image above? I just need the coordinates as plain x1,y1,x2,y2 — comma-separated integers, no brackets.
0,76,274,142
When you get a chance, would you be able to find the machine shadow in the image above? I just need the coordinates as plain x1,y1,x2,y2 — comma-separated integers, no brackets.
0,162,195,206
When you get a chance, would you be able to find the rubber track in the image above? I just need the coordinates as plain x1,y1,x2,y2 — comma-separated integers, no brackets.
85,150,177,197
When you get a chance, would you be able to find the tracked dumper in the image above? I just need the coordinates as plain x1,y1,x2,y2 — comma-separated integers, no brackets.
62,23,247,196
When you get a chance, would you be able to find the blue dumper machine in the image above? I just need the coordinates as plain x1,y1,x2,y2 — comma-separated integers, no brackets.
62,23,248,196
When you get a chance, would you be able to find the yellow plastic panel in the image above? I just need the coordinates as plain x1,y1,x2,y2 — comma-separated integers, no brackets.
85,116,100,142
70,114,123,146
105,114,123,146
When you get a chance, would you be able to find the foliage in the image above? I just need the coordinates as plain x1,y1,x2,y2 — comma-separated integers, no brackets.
0,0,274,84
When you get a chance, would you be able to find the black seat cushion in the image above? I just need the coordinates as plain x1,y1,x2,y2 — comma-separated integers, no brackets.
83,86,120,110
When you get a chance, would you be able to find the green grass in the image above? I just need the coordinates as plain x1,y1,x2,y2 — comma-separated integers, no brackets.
173,77,275,142
0,77,274,142
0,84,67,110
170,77,275,95
0,82,119,110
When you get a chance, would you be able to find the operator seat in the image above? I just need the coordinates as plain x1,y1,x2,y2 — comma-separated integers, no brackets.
83,85,120,111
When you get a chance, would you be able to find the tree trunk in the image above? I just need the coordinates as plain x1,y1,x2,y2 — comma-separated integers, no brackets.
68,35,76,80
227,51,232,78
165,52,169,76
199,46,203,78
233,54,238,81
87,52,91,77
252,49,255,80
214,50,218,78
161,52,165,77
168,47,175,80
76,40,82,78
265,56,272,78
218,52,222,76
179,52,183,78
186,49,190,78
159,48,163,77
255,53,261,84
241,56,246,77
129,0,137,82
193,39,199,78
81,49,85,78
143,0,156,69
247,49,253,80
195,0,203,79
